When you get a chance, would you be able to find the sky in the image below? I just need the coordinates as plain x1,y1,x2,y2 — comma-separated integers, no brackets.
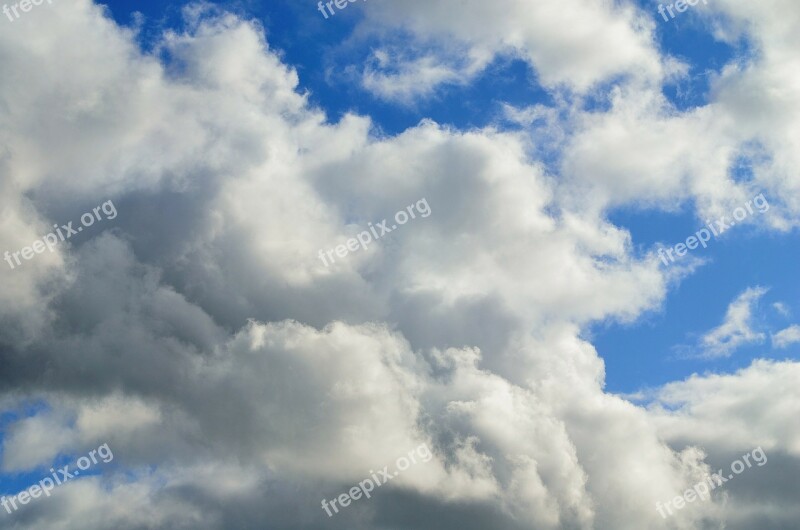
0,0,799,529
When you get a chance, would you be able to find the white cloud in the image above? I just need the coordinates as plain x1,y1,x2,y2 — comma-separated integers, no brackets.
652,360,800,455
696,287,768,358
359,46,491,104
773,302,791,316
357,0,667,98
650,360,800,528
772,324,800,348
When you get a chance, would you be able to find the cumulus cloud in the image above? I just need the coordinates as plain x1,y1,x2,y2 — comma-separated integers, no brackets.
650,360,800,528
357,0,668,97
0,0,797,529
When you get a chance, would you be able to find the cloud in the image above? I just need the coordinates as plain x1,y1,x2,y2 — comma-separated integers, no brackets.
650,360,800,529
356,0,667,99
0,1,797,529
0,4,675,526
772,302,791,316
359,46,491,104
695,287,768,358
772,324,800,348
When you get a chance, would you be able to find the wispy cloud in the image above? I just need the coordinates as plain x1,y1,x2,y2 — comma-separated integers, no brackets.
696,287,768,359
773,302,791,317
359,45,490,105
772,325,800,349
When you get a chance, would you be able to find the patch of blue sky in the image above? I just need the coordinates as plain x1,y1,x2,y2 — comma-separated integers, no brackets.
652,1,754,111
594,204,800,392
103,0,554,136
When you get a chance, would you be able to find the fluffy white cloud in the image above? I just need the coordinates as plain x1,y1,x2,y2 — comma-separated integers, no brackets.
356,0,668,99
650,360,800,528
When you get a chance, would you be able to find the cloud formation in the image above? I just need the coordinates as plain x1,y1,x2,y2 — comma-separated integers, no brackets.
0,1,797,529
696,287,768,358
772,324,800,348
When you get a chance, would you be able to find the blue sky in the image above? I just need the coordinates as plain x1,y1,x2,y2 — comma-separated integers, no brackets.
600,205,800,392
